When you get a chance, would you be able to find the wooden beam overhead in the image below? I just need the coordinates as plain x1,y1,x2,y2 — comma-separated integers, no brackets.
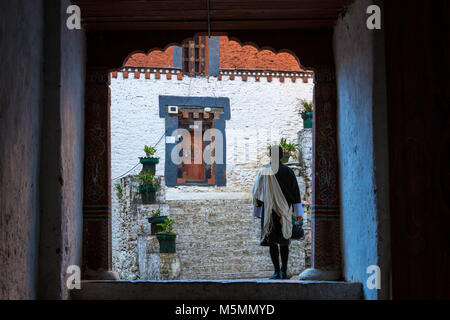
72,0,355,30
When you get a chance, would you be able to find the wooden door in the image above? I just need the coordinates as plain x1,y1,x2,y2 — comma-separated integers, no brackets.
180,120,211,182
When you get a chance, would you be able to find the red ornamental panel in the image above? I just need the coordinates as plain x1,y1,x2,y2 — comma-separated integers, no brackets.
82,68,112,273
311,65,341,271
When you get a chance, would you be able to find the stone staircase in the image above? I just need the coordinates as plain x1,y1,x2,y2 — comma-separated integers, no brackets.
113,176,311,280
167,199,307,279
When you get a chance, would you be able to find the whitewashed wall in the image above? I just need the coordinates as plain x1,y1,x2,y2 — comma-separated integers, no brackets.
110,73,314,279
110,73,313,193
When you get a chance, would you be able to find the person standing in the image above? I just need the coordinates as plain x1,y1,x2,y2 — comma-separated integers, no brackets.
252,146,304,280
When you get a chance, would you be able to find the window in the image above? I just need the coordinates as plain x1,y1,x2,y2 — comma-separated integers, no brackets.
182,36,207,75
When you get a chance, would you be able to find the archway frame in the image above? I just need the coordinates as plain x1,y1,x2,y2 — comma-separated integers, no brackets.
82,29,341,281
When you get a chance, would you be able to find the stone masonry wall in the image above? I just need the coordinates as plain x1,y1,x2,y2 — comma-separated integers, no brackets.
295,129,313,267
114,163,312,280
112,175,168,280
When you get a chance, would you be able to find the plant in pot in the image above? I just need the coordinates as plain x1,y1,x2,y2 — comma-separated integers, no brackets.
139,145,159,175
147,208,168,235
267,138,299,164
300,99,313,129
113,183,123,199
137,170,157,204
156,218,176,253
280,138,299,163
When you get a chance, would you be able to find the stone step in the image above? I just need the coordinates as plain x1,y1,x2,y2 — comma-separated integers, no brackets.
175,240,263,250
71,280,363,300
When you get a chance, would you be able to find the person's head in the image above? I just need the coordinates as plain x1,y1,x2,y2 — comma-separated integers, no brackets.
269,145,283,160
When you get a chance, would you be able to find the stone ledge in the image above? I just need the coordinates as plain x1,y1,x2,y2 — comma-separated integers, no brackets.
71,280,362,300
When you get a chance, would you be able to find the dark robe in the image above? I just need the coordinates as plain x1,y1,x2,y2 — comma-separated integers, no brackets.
256,164,302,246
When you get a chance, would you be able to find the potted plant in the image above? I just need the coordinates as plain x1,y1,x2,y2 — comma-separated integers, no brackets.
113,183,123,199
300,99,313,129
147,208,168,235
139,145,159,175
137,171,157,204
280,138,299,163
156,218,176,253
267,138,299,164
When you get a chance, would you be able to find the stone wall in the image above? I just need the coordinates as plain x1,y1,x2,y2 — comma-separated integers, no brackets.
59,0,85,300
112,175,167,280
0,0,44,300
114,160,312,280
0,0,86,299
294,129,313,267
38,0,86,300
334,0,390,300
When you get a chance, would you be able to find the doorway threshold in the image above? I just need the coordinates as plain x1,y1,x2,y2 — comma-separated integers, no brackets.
71,279,362,300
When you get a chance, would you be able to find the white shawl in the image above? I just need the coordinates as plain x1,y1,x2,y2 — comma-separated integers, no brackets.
252,164,292,240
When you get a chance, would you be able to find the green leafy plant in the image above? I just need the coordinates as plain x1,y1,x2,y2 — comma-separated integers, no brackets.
300,99,313,113
151,208,161,218
267,138,299,161
137,171,156,186
144,145,157,158
157,218,175,234
280,138,299,159
114,183,123,199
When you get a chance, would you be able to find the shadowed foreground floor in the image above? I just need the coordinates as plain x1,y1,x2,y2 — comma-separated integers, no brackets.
71,279,362,300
